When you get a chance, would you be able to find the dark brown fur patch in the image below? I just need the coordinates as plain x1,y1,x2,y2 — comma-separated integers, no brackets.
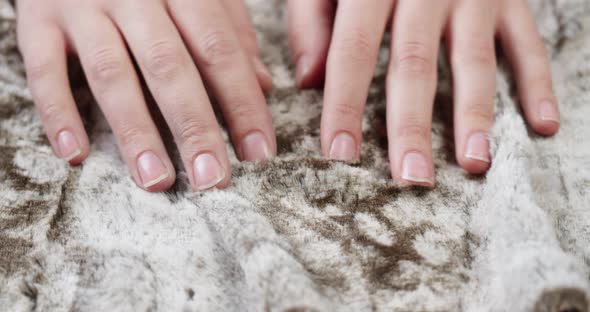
534,287,589,312
46,168,81,242
0,146,51,193
241,156,453,294
0,236,32,275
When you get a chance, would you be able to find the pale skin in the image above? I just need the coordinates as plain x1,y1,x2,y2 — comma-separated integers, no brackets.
16,0,559,191
289,0,560,186
17,0,276,192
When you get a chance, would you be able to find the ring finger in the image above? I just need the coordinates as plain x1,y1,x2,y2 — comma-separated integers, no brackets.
64,9,176,191
321,0,394,162
167,0,276,162
447,0,497,174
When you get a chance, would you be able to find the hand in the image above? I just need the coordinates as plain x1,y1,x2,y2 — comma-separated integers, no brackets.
288,0,560,187
16,0,276,192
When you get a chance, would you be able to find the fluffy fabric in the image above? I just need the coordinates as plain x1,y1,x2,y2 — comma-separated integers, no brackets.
1,0,589,311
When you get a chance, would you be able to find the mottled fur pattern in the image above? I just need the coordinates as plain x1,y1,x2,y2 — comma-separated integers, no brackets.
1,0,590,311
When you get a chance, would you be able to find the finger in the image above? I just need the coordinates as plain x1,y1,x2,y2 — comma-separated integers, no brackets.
167,0,276,162
108,1,231,191
288,0,336,89
498,1,559,136
320,0,393,162
65,10,176,192
220,0,273,92
447,1,497,174
387,0,448,187
17,20,89,165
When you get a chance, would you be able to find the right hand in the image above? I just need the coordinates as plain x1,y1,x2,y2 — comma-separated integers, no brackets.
16,0,276,192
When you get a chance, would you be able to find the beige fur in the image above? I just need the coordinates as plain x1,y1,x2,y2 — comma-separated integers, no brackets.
0,0,589,310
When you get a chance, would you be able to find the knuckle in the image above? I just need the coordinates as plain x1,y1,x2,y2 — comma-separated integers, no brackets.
174,114,216,145
463,102,495,123
453,39,496,68
393,41,435,77
117,124,149,148
87,47,126,82
335,28,375,63
25,59,53,82
227,101,261,122
144,40,185,80
38,99,63,125
197,29,240,67
331,102,364,121
394,123,431,142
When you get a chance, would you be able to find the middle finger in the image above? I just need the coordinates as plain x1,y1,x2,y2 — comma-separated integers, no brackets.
321,0,394,162
387,0,449,187
447,0,497,174
64,9,176,191
168,0,276,162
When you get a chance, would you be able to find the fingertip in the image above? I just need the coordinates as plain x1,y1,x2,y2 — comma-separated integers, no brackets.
65,148,87,166
239,130,274,162
395,177,436,189
253,57,274,93
215,173,232,190
143,171,176,193
326,131,360,162
529,99,560,136
458,157,491,175
136,150,176,192
287,0,334,90
459,131,491,174
395,151,436,188
56,129,88,165
532,119,560,137
191,152,230,192
192,170,232,192
296,54,326,89
393,173,436,188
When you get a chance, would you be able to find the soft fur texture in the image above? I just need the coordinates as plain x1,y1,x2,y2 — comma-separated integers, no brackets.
1,0,589,311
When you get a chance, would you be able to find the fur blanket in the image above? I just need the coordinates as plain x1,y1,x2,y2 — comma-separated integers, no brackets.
1,0,589,311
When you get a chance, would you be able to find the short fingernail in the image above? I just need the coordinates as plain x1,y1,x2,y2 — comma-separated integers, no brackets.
402,152,434,186
137,151,169,189
240,131,272,161
57,130,81,162
296,55,311,87
329,132,359,162
539,100,560,123
193,153,225,191
465,132,491,163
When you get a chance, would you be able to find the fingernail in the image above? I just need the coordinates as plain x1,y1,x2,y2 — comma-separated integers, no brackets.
254,58,273,85
539,100,560,123
465,132,491,163
240,131,272,161
296,55,311,88
137,151,169,188
57,130,81,162
193,153,225,191
329,132,359,162
401,152,434,186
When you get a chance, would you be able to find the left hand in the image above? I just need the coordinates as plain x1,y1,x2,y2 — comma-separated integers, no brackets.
288,0,560,187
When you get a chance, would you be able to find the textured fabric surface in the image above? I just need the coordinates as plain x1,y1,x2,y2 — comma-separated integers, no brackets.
1,0,590,311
